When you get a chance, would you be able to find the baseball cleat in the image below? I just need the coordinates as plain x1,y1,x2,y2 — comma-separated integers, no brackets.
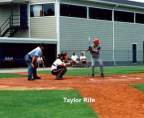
92,74,95,77
28,78,34,81
101,73,104,77
55,76,63,80
33,76,41,79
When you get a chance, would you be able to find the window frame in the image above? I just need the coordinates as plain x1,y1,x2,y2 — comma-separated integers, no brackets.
136,13,144,24
43,3,55,16
89,7,112,21
30,3,55,17
114,10,134,23
60,3,87,18
30,4,43,17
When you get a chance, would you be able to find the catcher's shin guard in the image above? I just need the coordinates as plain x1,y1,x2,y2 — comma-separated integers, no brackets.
56,67,67,80
56,74,62,80
60,68,67,78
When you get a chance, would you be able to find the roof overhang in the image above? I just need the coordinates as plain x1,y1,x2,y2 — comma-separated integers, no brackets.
0,0,29,5
0,37,57,44
74,0,144,10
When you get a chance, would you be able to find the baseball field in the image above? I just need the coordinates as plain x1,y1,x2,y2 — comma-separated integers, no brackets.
0,66,144,118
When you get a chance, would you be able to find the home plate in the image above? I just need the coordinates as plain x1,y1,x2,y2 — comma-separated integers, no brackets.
135,77,142,80
89,78,95,81
121,75,127,78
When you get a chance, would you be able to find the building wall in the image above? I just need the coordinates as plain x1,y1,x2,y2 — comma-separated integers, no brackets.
0,5,19,26
30,17,57,39
30,0,57,39
14,0,28,2
60,0,114,9
0,0,27,2
0,0,57,38
0,0,11,3
60,17,113,61
114,22,144,62
0,6,10,26
59,0,144,64
1,0,144,64
111,5,144,63
14,30,29,38
0,4,30,38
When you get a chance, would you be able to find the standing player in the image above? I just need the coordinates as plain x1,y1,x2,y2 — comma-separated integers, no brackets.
24,45,44,81
88,37,104,77
51,53,67,80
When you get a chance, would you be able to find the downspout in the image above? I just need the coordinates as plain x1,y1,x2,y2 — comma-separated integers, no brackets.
28,1,31,38
112,4,119,65
56,0,60,55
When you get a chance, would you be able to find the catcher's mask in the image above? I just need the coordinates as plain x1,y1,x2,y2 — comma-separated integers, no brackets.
57,53,65,60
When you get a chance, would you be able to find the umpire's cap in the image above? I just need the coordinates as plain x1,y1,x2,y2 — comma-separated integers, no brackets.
39,44,45,51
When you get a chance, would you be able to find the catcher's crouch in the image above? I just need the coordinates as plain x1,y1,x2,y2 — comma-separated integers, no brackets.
88,37,104,77
51,53,68,80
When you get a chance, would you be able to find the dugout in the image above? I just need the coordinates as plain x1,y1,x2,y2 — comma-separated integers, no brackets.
0,43,56,68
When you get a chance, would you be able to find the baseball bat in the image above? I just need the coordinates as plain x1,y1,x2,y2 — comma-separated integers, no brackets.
88,36,91,47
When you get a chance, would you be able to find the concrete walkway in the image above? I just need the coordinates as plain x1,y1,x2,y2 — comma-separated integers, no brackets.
0,68,49,73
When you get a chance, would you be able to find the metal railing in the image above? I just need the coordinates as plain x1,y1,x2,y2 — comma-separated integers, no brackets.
0,15,20,37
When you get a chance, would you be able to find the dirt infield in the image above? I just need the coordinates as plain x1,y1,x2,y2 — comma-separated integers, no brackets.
0,73,144,118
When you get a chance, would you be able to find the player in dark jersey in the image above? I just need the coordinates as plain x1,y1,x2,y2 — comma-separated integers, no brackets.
88,37,104,77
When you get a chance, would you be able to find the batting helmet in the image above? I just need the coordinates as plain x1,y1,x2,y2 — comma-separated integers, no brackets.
93,38,100,45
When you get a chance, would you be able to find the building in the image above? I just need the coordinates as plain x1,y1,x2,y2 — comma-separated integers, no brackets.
0,0,144,67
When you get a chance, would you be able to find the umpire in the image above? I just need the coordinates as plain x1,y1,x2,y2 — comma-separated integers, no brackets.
24,45,44,81
88,37,104,77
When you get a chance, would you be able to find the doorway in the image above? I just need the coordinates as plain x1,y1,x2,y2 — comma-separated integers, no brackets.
0,43,57,68
20,4,28,29
132,44,137,63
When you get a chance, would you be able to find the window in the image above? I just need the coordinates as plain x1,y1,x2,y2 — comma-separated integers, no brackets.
136,13,144,24
60,4,87,18
114,10,134,23
43,3,54,16
30,4,43,17
89,7,112,21
30,3,55,17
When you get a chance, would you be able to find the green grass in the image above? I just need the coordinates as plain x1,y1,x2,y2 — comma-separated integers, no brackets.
0,66,144,78
38,66,144,76
0,90,98,118
0,73,26,78
133,84,144,92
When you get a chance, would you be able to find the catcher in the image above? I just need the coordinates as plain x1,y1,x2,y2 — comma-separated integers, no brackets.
24,45,44,81
88,37,104,77
51,53,70,80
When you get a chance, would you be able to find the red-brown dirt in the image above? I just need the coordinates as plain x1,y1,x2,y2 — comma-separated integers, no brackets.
0,73,144,118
